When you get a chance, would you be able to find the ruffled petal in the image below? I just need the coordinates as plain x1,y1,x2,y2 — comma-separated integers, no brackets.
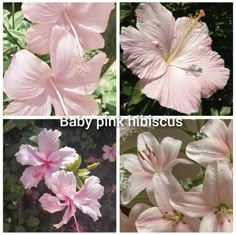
39,193,66,213
3,50,51,100
38,129,61,155
141,65,201,114
121,26,167,80
186,138,230,167
22,3,63,23
25,24,53,55
136,3,175,59
136,207,174,232
15,144,43,166
74,176,104,221
202,159,232,207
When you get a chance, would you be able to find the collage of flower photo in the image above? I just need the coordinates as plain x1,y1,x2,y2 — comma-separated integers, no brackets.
2,1,234,234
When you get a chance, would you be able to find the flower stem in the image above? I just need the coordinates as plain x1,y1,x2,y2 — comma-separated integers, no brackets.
73,214,80,232
12,3,15,29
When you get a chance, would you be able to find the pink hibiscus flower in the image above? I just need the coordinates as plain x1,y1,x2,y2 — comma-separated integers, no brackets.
170,159,233,232
121,3,229,114
22,3,114,55
39,170,104,229
136,171,200,232
186,120,232,167
121,132,192,204
3,25,107,116
102,143,116,162
15,129,77,189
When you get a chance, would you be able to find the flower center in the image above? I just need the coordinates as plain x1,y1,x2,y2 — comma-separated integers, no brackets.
213,204,232,225
162,210,187,228
166,10,205,64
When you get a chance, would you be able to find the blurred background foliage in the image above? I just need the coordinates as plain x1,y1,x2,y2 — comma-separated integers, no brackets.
120,3,233,116
3,3,116,115
3,120,116,232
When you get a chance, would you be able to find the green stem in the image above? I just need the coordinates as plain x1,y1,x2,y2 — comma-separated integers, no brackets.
12,3,15,29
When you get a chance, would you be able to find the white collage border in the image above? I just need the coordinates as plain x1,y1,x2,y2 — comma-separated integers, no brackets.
0,0,235,234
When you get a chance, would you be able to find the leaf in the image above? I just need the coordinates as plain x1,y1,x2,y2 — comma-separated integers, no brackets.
78,168,90,177
220,106,231,115
15,225,25,232
67,155,82,172
29,135,38,145
8,29,25,40
26,216,40,227
120,4,133,22
3,223,10,232
10,11,24,29
3,9,11,28
123,146,137,154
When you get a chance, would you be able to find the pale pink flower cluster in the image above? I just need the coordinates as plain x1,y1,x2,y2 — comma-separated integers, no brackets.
102,143,116,162
15,129,104,230
4,3,114,116
120,120,233,232
121,3,230,114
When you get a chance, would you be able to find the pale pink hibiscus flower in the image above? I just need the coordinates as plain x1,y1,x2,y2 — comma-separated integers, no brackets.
15,129,77,189
39,170,104,229
102,143,116,162
136,171,200,232
22,3,114,55
3,26,107,116
186,120,232,167
170,159,233,232
121,132,192,204
121,3,229,114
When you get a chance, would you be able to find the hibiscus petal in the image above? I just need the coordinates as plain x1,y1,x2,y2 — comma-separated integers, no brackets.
38,129,61,156
3,50,51,100
121,26,167,80
186,138,230,167
39,193,66,213
48,147,77,168
136,3,175,60
136,207,174,232
121,172,152,205
74,176,104,221
15,144,43,166
20,166,44,189
202,159,232,207
226,120,233,149
141,65,201,114
25,24,53,55
170,192,210,217
22,3,62,23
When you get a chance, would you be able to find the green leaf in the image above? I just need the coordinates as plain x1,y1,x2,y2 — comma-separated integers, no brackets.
220,106,231,115
26,216,40,227
67,155,81,171
78,168,90,177
10,11,24,29
120,4,133,22
3,223,10,232
8,29,25,40
29,135,38,145
3,9,11,28
123,146,137,154
15,225,25,232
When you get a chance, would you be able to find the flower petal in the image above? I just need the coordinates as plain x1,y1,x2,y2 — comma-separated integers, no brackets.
3,50,51,100
199,211,219,232
121,172,152,205
22,3,62,23
227,120,233,149
25,24,53,55
202,159,232,207
74,176,104,221
186,138,230,167
170,191,210,217
20,166,44,189
38,129,61,155
129,203,151,225
136,3,175,60
136,207,174,232
121,26,167,80
15,144,43,166
39,193,66,213
121,154,145,173
141,65,201,114
176,217,200,232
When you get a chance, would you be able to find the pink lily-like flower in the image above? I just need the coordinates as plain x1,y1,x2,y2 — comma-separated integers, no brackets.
121,3,229,114
3,25,107,116
136,171,200,232
170,159,233,232
102,143,116,162
186,120,232,167
15,129,77,189
22,3,114,55
120,203,150,232
39,170,104,230
121,132,192,204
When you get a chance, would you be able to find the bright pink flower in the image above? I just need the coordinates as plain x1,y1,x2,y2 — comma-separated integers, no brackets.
121,3,229,114
3,26,107,116
102,143,116,162
136,171,200,232
22,3,114,55
121,132,192,204
120,204,150,232
170,159,233,232
186,120,232,167
15,129,77,189
39,170,104,229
